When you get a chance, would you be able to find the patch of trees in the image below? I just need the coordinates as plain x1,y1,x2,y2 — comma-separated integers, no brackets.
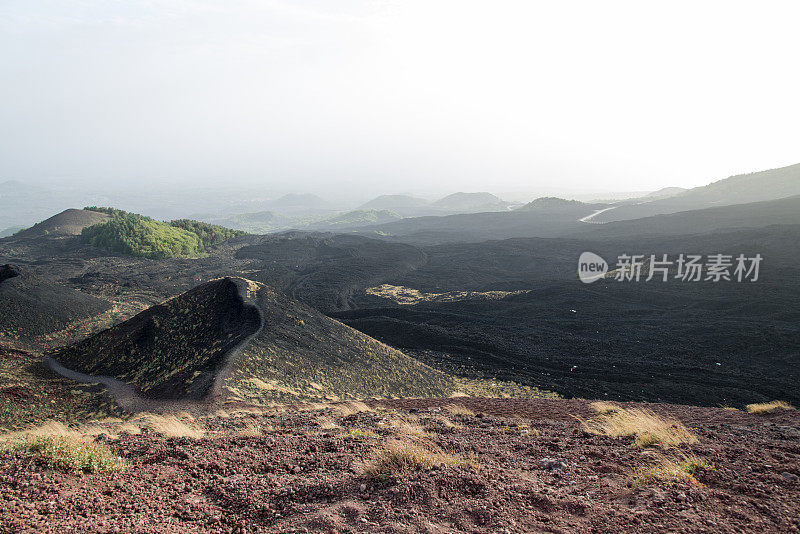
169,219,245,249
80,208,245,259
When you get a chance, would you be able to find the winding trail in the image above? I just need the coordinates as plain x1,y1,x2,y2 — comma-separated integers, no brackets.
578,206,617,224
44,277,266,414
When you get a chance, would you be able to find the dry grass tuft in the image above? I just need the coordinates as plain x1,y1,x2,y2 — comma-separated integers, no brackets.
745,401,795,414
590,401,622,414
133,414,206,439
578,407,697,448
335,401,374,418
433,415,463,430
388,416,435,439
337,428,379,440
443,404,475,416
234,424,265,437
295,402,332,412
633,454,711,487
357,439,470,478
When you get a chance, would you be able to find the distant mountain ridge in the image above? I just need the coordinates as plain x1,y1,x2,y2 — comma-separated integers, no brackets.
516,197,588,210
432,192,511,212
593,162,800,222
579,194,800,238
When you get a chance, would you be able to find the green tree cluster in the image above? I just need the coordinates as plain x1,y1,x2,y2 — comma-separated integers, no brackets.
168,219,245,249
80,208,245,259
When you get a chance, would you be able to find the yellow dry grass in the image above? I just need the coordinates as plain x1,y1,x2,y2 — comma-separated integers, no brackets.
633,454,711,487
334,401,374,417
387,415,434,439
745,401,795,414
578,407,697,448
356,439,471,478
132,414,206,439
234,424,265,437
336,428,380,440
432,415,463,430
443,404,475,416
590,401,622,414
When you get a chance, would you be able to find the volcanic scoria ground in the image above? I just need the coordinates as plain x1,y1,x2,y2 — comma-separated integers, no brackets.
1,398,799,533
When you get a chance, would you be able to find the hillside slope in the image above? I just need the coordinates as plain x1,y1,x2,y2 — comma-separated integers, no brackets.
53,277,455,404
13,209,110,238
594,162,800,222
579,194,800,238
221,281,455,404
0,264,111,338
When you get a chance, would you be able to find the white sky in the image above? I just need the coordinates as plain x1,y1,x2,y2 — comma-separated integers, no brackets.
0,0,798,196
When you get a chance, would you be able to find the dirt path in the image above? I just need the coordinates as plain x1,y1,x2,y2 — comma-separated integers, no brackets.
578,206,617,223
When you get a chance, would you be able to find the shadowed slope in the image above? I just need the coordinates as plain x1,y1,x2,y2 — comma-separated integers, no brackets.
52,277,455,404
54,278,260,399
0,264,111,338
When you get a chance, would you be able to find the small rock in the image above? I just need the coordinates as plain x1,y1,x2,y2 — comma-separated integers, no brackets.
781,472,799,483
540,457,568,472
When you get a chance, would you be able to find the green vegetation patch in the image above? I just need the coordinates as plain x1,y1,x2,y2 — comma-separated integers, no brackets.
169,219,245,249
81,207,244,259
10,435,125,475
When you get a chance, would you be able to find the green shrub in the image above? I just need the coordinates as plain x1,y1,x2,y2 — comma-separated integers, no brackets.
169,219,245,248
14,435,125,475
83,206,128,217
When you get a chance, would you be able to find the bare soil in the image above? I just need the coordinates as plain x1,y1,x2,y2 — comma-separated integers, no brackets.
1,398,798,533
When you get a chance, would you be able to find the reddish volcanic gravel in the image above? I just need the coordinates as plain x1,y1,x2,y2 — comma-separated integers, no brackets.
1,398,799,533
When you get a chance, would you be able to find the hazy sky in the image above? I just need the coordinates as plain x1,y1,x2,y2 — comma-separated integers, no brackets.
1,1,798,196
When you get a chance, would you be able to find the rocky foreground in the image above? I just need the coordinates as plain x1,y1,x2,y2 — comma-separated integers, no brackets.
1,398,799,533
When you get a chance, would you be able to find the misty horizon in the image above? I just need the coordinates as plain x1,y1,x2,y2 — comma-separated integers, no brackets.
2,1,798,196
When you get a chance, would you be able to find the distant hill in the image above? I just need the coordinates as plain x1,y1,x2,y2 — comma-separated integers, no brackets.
205,211,294,233
580,194,800,238
55,277,455,403
516,197,588,211
644,186,687,199
359,194,429,211
355,199,603,245
307,209,401,230
78,208,244,259
14,209,110,238
432,192,511,212
0,264,110,338
594,162,800,222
